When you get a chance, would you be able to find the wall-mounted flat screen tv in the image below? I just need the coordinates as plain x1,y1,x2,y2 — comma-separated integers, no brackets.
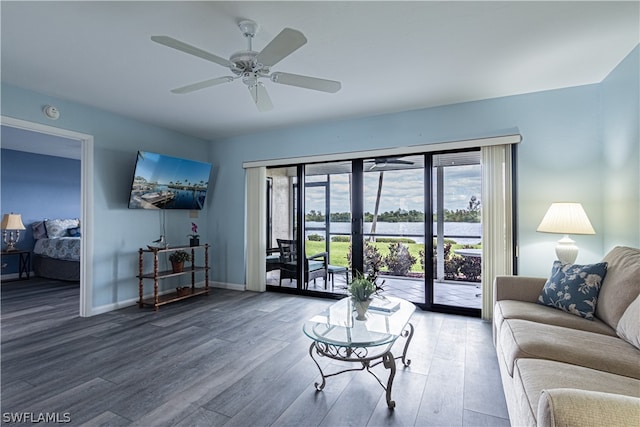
128,151,212,210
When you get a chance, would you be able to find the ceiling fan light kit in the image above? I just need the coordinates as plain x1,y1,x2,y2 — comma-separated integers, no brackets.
151,19,341,111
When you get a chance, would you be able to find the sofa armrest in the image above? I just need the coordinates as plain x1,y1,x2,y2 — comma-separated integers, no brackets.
537,388,640,427
494,275,546,303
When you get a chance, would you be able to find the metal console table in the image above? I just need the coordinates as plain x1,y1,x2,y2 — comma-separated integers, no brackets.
303,296,415,409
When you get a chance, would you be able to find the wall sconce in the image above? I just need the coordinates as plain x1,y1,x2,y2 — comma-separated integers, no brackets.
537,203,595,264
1,213,26,252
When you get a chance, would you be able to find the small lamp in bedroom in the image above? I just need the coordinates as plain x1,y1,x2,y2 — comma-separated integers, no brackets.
536,203,595,264
1,213,26,252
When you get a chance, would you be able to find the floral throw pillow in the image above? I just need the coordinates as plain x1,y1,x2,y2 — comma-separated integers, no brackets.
538,261,608,320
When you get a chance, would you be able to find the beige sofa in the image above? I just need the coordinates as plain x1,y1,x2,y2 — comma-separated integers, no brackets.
493,246,640,427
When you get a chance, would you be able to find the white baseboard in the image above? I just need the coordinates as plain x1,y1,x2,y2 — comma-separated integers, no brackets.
91,296,140,315
211,281,246,291
1,273,21,282
90,280,245,316
1,271,35,283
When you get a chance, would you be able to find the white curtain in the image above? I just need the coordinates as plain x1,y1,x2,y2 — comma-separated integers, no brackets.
245,166,267,292
481,145,514,320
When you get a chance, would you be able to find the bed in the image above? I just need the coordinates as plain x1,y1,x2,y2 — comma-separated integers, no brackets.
31,219,81,281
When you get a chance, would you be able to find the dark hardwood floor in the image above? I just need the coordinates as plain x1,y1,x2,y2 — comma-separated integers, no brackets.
1,278,509,426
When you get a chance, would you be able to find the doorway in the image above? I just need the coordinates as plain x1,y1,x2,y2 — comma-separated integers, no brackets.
1,116,94,317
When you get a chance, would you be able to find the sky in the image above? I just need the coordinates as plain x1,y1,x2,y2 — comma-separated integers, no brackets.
305,165,481,214
135,151,212,185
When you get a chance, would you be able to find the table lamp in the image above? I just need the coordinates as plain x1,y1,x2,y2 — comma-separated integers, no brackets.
1,213,26,252
536,203,595,264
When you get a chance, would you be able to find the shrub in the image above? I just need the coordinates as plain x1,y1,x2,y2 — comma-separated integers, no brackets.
331,235,350,242
375,237,416,244
347,241,384,277
384,242,417,276
307,234,324,241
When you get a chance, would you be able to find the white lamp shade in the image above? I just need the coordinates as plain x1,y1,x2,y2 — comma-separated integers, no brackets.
536,203,595,235
1,213,25,230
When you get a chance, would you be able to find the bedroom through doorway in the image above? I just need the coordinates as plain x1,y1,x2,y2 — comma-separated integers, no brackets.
1,117,94,317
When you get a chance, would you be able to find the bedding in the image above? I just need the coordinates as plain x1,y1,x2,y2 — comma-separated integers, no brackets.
33,237,81,261
30,220,81,281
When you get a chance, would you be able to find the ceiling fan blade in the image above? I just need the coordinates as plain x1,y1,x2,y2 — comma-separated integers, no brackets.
151,35,232,68
270,72,341,93
249,83,273,112
256,28,307,67
387,159,414,165
171,76,234,94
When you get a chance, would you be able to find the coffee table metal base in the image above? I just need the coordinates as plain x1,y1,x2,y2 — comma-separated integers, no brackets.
308,322,414,409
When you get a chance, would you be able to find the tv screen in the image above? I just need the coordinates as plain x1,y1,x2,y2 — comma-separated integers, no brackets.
128,151,212,210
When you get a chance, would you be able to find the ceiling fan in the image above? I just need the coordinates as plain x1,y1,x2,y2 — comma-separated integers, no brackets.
369,158,414,170
151,20,342,112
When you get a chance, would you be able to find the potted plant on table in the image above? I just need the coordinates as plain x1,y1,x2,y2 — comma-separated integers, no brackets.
188,222,200,247
346,272,385,320
169,250,191,273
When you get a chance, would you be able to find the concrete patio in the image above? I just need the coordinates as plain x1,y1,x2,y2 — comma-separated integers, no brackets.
267,271,481,310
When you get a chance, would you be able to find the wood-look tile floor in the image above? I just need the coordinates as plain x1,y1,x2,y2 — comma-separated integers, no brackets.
1,278,510,427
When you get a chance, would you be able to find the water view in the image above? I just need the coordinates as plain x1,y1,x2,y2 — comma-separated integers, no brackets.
305,221,482,244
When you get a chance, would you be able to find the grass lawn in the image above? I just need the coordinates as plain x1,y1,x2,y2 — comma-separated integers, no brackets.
305,240,481,273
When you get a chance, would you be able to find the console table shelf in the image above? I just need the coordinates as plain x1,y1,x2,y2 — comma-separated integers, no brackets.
137,244,210,310
140,286,209,307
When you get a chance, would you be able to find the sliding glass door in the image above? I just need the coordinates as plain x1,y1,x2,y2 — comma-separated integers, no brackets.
265,149,485,316
361,155,426,302
431,151,482,312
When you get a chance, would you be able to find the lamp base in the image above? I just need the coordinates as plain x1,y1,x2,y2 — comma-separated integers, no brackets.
555,235,578,264
3,230,21,252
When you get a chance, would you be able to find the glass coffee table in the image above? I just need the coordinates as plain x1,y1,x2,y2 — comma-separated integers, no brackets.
303,296,415,409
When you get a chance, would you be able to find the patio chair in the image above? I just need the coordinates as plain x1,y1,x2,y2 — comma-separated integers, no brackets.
266,247,281,273
277,239,328,290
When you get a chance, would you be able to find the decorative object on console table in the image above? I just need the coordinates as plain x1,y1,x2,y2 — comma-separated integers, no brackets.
169,250,191,273
176,286,191,297
188,222,200,247
1,213,26,252
346,272,385,320
137,244,210,310
536,202,595,264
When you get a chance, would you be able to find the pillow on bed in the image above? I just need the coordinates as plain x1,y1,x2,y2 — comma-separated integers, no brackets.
31,221,47,239
45,218,80,239
67,227,81,237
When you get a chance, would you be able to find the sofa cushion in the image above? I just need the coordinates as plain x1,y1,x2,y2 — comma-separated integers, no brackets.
538,261,608,320
513,359,640,426
617,294,640,350
494,300,616,338
596,246,640,330
499,318,640,379
537,388,640,427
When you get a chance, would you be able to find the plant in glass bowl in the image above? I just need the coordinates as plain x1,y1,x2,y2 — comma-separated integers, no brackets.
169,250,191,273
346,272,385,320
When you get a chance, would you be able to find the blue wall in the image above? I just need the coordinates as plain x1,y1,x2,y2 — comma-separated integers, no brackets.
1,148,81,274
601,45,640,249
209,46,639,282
1,83,211,310
1,45,637,312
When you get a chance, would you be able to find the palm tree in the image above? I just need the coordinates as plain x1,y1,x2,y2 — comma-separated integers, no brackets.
369,172,384,242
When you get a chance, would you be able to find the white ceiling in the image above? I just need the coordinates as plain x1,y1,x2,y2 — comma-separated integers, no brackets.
1,1,638,141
